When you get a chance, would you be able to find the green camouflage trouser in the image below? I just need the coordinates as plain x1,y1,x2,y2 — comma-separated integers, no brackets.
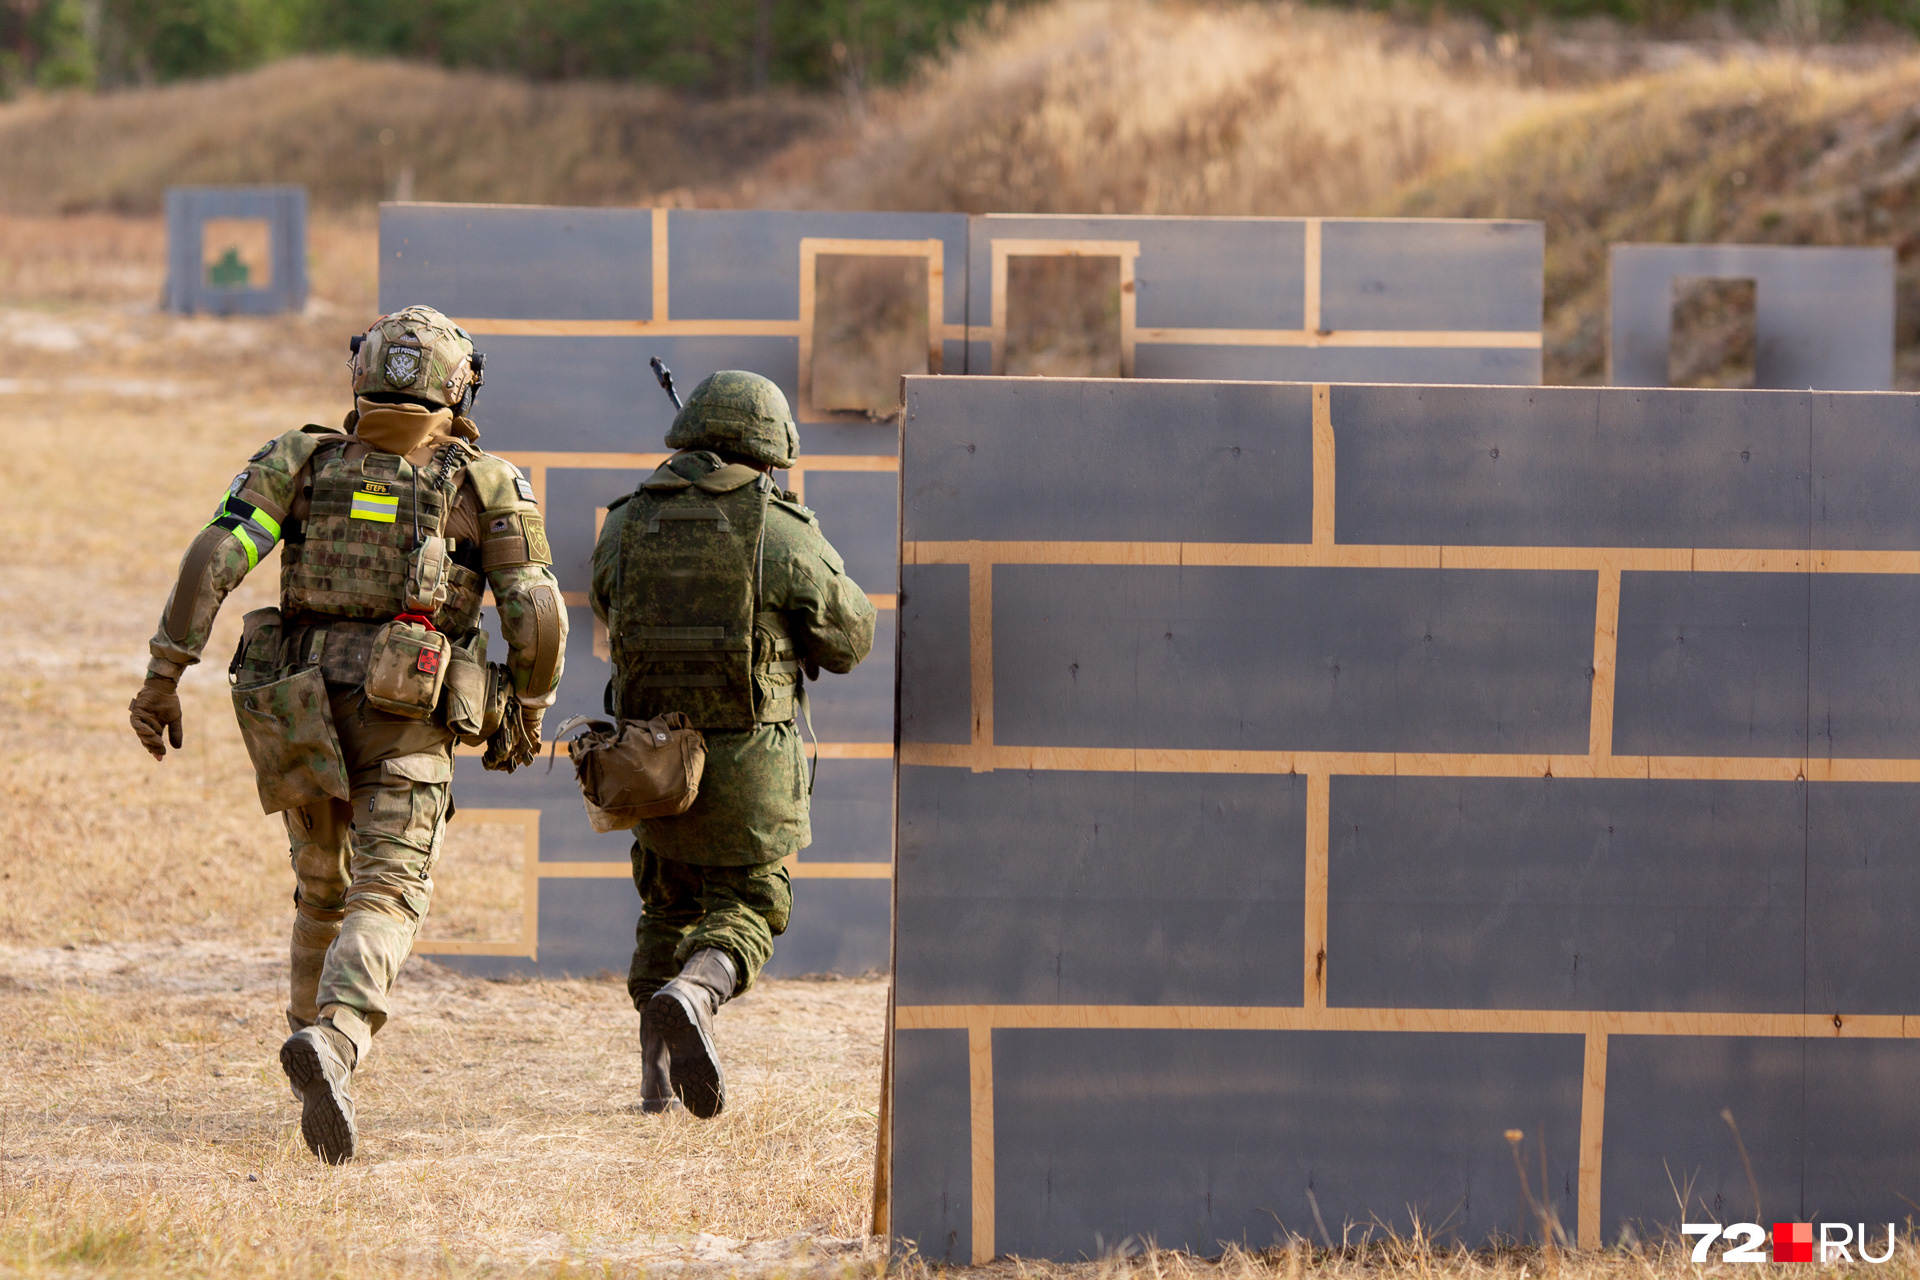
285,686,454,1061
627,844,792,1008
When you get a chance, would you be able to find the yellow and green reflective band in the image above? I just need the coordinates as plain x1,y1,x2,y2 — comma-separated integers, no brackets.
252,508,282,540
232,526,262,570
350,492,399,523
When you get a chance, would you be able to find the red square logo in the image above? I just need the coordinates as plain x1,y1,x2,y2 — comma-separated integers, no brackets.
1773,1222,1813,1262
416,647,440,675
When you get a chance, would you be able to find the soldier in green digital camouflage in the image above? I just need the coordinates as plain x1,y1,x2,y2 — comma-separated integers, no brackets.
590,370,875,1119
127,306,567,1163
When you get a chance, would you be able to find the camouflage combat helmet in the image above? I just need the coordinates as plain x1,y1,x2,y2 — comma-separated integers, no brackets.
665,370,798,469
349,305,484,413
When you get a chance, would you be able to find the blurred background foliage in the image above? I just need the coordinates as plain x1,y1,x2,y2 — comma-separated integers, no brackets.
1,0,1911,99
0,0,1004,96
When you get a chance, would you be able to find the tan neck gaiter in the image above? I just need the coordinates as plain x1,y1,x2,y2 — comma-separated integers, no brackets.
353,397,453,457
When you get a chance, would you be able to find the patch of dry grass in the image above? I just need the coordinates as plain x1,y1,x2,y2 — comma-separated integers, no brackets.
0,56,837,215
0,943,886,1277
1399,52,1920,384
800,0,1548,218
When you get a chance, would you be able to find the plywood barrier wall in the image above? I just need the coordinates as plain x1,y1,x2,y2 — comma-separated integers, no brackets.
887,375,1920,1260
378,203,1543,977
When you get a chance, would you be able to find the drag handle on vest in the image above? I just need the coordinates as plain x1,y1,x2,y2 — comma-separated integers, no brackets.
650,357,683,410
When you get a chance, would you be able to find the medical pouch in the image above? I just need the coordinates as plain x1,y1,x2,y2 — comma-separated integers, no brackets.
364,617,450,719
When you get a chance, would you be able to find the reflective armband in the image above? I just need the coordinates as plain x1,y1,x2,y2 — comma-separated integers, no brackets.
205,473,284,570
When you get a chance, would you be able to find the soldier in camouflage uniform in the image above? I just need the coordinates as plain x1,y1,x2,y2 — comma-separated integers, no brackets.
127,306,567,1162
589,370,875,1119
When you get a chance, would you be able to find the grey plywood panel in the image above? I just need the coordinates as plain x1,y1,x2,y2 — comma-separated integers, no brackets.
166,186,308,315
805,612,895,744
381,204,654,320
763,879,891,976
1600,1036,1804,1235
805,470,898,595
1328,777,1807,1012
473,334,798,454
1133,342,1541,386
992,565,1594,755
1809,575,1920,758
1612,572,1809,758
1610,243,1895,391
894,767,1305,1007
1802,1040,1920,1224
1335,385,1813,549
992,1029,1582,1256
891,1030,973,1265
807,759,893,862
1812,392,1920,550
672,209,968,324
902,379,1313,544
1321,220,1543,332
545,465,652,594
971,215,1305,332
899,564,970,747
1806,784,1920,1016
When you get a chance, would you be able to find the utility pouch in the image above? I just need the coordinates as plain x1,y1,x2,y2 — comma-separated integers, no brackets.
364,616,450,719
230,665,350,815
441,631,490,743
403,536,452,614
227,606,285,688
556,712,707,832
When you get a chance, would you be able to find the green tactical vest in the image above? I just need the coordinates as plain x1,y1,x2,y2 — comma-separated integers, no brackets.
612,456,800,730
281,442,486,635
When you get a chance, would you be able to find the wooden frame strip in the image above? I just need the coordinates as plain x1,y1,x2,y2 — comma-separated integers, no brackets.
1590,562,1622,762
1135,328,1543,350
896,1003,1914,1038
899,743,1920,781
797,237,948,424
1578,1028,1608,1251
1311,385,1335,548
416,807,541,958
458,318,803,338
969,1019,996,1264
988,238,1142,377
904,540,1920,575
652,207,670,322
1304,773,1329,1010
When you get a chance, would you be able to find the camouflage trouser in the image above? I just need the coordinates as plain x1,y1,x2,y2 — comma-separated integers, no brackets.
284,685,454,1062
627,844,792,1008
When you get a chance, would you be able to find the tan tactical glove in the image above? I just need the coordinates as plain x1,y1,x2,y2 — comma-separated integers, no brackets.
482,702,542,773
129,675,184,761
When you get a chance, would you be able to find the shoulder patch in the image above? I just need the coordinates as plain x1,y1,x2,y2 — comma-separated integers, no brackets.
248,439,276,462
514,475,538,504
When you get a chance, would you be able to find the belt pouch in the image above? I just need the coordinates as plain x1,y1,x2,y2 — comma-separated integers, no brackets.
231,665,350,815
365,619,451,719
442,631,490,743
562,712,708,831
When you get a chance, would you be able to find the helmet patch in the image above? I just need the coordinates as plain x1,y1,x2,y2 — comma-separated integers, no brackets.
384,345,423,387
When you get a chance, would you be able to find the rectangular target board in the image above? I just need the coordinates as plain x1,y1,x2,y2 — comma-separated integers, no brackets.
378,204,1544,977
886,374,1920,1260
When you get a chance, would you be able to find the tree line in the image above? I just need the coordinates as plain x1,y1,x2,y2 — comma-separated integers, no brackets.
1,0,1910,98
0,0,998,95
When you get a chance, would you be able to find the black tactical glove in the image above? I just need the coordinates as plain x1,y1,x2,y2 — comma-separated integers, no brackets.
482,701,541,773
129,674,184,760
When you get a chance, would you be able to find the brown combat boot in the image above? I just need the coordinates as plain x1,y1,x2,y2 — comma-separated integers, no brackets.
637,1000,683,1115
646,948,737,1119
280,1023,358,1163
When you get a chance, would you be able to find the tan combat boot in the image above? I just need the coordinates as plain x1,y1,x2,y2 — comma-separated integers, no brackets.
646,948,737,1119
279,1023,358,1163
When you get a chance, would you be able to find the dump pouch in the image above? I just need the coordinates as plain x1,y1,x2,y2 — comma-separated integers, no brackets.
558,712,708,831
228,606,286,687
364,618,450,719
231,665,350,815
441,630,490,743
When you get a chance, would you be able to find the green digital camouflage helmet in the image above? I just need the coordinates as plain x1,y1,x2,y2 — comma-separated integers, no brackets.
665,370,798,469
349,305,483,412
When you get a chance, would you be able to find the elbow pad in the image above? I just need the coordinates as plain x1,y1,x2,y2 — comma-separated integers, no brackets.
522,581,564,699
